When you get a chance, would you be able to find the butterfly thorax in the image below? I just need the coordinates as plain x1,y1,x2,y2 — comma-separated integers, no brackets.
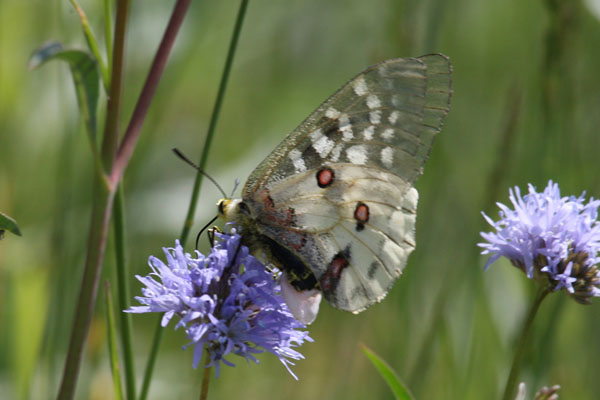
217,198,319,292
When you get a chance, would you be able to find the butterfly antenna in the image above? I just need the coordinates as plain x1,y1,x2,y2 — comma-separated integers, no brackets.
172,148,228,198
195,215,219,250
230,178,240,198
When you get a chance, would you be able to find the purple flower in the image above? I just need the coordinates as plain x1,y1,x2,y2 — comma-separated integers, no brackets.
479,180,600,304
127,227,312,378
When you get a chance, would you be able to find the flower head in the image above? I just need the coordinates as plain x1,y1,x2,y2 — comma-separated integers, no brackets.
479,180,600,303
127,227,312,378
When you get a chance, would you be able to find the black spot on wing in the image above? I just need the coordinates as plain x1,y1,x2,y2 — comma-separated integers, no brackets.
322,117,340,137
368,262,379,279
301,143,321,166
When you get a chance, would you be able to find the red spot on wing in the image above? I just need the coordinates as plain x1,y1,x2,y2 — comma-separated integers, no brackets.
320,252,349,292
353,202,370,231
316,167,335,188
354,202,369,223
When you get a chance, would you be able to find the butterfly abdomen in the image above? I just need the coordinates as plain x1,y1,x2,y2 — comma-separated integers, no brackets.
259,234,318,291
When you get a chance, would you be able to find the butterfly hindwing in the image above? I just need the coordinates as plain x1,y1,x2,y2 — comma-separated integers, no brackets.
245,164,418,312
240,55,452,313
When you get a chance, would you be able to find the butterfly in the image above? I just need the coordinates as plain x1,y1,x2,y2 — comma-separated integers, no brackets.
218,54,452,324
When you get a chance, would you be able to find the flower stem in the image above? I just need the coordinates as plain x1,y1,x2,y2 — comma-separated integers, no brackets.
110,0,192,188
138,317,164,400
140,1,249,396
200,350,212,400
105,281,125,400
179,0,249,245
57,0,190,397
113,186,136,400
57,178,116,400
101,0,130,174
501,285,550,400
56,0,130,396
104,0,113,78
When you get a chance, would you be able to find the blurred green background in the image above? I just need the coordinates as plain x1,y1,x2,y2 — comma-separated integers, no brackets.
2,0,600,399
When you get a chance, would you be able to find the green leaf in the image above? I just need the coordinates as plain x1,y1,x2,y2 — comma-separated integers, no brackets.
68,0,110,91
28,41,100,142
0,212,22,238
361,344,415,400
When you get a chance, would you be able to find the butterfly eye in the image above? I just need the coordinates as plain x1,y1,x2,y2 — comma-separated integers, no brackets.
217,200,226,216
238,201,250,215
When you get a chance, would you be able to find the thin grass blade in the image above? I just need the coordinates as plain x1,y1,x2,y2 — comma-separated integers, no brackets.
361,344,415,400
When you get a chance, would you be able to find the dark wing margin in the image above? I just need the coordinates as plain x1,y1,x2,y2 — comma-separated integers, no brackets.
243,54,453,198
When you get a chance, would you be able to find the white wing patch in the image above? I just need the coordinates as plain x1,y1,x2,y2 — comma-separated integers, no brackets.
339,113,354,141
381,128,394,140
369,110,382,124
335,266,368,312
362,125,375,140
330,142,344,162
381,146,393,168
346,145,368,165
353,76,368,96
288,149,306,173
310,129,335,158
325,107,341,119
366,94,381,109
285,197,338,232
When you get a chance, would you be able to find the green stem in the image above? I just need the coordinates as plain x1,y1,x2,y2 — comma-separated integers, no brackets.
102,0,130,174
104,0,113,79
57,178,116,400
57,0,188,397
110,0,192,186
138,317,164,400
105,281,125,400
179,0,249,245
56,1,130,397
501,286,550,400
199,350,212,400
113,186,136,400
139,2,249,397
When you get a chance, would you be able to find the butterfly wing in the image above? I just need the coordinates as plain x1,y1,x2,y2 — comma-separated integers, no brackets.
243,54,452,312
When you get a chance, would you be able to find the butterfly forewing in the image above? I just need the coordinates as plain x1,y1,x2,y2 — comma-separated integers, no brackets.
241,55,452,313
243,54,451,196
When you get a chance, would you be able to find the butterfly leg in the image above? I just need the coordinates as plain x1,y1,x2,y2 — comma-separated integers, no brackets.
195,215,219,250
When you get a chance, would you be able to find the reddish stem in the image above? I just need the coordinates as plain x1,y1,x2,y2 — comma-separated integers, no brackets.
110,0,192,187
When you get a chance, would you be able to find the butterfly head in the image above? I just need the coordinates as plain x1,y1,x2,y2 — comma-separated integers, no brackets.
217,198,253,224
